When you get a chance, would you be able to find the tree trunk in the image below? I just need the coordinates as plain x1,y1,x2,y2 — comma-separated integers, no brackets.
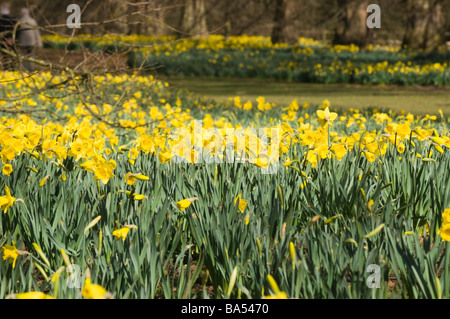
179,0,208,38
107,0,130,34
271,0,286,44
333,0,369,47
127,0,139,35
403,0,446,52
151,1,165,36
224,4,232,40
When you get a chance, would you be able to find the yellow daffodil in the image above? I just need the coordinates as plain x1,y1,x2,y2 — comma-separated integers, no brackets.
317,107,338,126
93,159,116,184
2,243,19,268
133,174,149,181
124,172,136,186
112,224,137,241
244,212,250,225
397,143,406,154
439,208,450,241
263,291,288,299
1,146,16,164
15,292,54,299
177,197,198,211
434,144,444,154
2,242,28,268
0,186,16,214
82,277,111,299
133,194,146,200
112,227,131,241
442,208,450,225
363,151,376,163
39,175,50,187
438,224,450,241
250,155,269,168
289,242,296,269
263,275,288,299
158,148,172,164
2,164,12,176
234,194,248,213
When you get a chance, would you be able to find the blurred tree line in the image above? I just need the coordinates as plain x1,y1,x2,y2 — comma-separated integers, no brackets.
5,0,450,51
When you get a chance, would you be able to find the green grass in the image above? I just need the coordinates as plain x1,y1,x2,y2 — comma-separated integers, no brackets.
164,76,450,117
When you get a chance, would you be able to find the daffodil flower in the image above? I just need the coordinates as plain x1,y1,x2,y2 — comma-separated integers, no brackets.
124,172,136,185
0,186,16,214
15,292,54,299
124,173,149,185
124,191,147,201
263,291,288,299
1,242,28,268
234,194,248,213
438,224,450,241
263,275,288,299
133,194,146,200
112,224,137,241
438,208,450,241
1,243,19,268
249,155,269,168
134,174,149,181
82,277,111,299
2,164,12,176
317,107,338,126
176,197,198,211
39,175,50,187
112,227,131,241
442,208,450,225
158,149,172,164
93,159,116,185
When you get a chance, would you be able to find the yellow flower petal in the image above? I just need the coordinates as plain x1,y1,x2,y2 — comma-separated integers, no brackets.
176,197,198,211
15,292,54,299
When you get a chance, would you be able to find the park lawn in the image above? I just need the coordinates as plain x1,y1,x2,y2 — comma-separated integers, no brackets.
164,76,450,118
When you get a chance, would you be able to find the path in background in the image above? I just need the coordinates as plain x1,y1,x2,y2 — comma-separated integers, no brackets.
164,76,450,117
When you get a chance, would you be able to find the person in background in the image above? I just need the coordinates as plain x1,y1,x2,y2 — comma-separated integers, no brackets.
17,7,42,71
0,4,17,70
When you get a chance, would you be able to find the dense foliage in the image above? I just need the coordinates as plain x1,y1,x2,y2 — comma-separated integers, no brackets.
1,67,449,299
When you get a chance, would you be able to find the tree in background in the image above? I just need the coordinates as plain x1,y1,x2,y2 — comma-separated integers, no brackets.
178,0,208,37
332,0,370,47
402,0,447,52
271,0,287,44
0,0,448,49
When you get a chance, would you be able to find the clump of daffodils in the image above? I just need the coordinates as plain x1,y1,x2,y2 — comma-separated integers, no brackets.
438,208,450,241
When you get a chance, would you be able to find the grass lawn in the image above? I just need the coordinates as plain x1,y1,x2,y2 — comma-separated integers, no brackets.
163,76,450,117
